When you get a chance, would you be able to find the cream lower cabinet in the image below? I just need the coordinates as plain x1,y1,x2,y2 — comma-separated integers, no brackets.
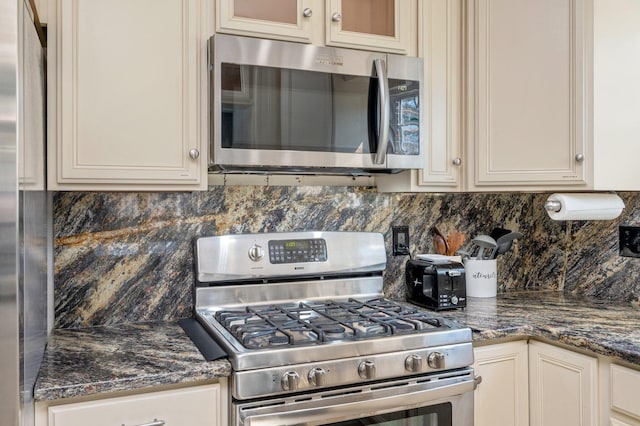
529,340,598,426
48,0,211,190
473,341,529,426
36,383,226,426
608,364,640,426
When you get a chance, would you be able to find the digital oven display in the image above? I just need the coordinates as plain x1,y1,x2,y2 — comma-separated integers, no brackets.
269,238,327,264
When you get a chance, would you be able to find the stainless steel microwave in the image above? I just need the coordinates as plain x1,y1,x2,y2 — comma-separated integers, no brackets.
208,34,424,174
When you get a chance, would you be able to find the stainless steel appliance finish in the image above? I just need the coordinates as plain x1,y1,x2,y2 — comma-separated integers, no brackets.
0,2,20,423
1,1,48,425
209,34,424,174
194,232,476,426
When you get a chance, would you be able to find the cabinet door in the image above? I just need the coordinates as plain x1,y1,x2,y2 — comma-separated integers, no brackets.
473,341,529,426
49,0,208,190
529,340,598,426
47,384,223,426
216,0,321,43
468,0,589,189
417,0,463,189
375,0,462,193
326,0,415,54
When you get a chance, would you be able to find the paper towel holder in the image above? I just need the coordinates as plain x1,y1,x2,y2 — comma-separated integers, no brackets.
544,192,625,221
545,199,562,213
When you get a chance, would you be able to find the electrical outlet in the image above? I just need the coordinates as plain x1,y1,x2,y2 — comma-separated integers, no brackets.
619,225,640,258
392,226,410,256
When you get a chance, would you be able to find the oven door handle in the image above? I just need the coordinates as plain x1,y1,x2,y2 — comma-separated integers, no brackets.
243,379,474,426
373,58,390,165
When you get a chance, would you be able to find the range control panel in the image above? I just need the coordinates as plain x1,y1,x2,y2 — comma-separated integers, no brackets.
269,239,327,264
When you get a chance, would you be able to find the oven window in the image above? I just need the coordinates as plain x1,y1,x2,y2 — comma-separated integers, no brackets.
325,402,452,426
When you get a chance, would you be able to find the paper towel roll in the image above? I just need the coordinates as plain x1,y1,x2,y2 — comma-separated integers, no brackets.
545,193,625,220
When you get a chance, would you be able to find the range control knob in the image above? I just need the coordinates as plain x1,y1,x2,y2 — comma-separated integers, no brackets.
248,244,264,262
281,371,300,391
308,367,327,387
427,351,446,369
404,354,423,372
358,360,376,379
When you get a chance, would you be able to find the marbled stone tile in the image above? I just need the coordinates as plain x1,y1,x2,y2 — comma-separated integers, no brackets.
33,322,231,401
52,188,640,328
561,192,640,303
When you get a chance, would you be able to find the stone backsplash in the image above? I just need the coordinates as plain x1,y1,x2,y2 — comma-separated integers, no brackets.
53,188,640,328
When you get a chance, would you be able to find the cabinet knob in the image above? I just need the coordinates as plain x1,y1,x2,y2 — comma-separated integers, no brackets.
331,12,342,22
452,157,462,166
189,149,200,160
303,7,313,17
575,153,584,162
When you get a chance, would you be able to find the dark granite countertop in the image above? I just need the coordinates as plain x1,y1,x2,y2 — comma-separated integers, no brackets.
33,321,231,402
439,291,640,365
34,291,640,403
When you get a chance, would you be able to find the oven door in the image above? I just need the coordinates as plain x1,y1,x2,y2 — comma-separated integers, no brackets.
234,368,475,426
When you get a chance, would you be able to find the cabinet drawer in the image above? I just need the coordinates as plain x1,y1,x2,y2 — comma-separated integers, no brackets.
48,384,221,426
611,364,640,420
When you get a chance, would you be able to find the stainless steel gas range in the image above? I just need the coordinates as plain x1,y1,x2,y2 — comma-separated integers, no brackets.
194,231,478,426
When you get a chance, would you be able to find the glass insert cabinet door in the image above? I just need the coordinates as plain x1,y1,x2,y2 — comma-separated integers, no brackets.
216,0,414,53
327,0,414,53
216,0,317,43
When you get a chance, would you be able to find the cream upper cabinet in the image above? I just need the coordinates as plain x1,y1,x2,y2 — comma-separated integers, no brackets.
466,0,589,191
592,0,640,190
48,0,211,190
325,0,414,54
215,0,416,54
375,0,463,192
467,0,640,191
37,383,226,426
529,340,598,426
216,0,322,44
473,341,529,426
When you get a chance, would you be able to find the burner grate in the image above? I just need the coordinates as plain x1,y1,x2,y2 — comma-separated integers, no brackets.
214,297,447,350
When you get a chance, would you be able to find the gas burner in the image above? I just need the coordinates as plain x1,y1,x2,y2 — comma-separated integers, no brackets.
213,297,448,350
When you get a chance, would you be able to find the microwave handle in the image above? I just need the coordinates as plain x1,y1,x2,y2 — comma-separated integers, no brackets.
373,58,390,165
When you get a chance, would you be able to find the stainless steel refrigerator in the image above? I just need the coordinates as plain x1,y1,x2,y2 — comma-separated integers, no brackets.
1,0,49,425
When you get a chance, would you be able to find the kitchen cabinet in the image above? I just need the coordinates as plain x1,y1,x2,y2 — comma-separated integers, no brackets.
381,0,640,193
529,340,598,426
473,341,529,426
375,0,463,193
608,364,640,426
215,0,417,55
36,383,226,426
467,0,640,191
466,0,589,191
47,0,211,190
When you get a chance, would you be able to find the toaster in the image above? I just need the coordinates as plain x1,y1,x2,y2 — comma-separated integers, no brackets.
405,259,466,311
